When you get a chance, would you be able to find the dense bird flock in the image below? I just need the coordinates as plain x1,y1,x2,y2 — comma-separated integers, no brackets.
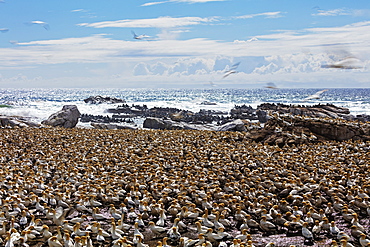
0,127,369,247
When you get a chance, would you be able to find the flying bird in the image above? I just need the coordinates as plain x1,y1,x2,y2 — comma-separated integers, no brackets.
0,28,9,33
265,82,278,89
25,20,50,30
223,62,240,79
321,56,363,70
302,89,328,102
132,31,150,40
206,81,217,87
321,48,363,70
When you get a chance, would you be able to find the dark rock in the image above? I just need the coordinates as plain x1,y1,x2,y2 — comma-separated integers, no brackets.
200,101,217,105
0,116,40,128
245,114,370,145
217,119,247,132
84,95,126,104
143,117,215,131
230,104,258,121
80,113,135,124
257,103,354,120
42,105,81,128
256,109,269,123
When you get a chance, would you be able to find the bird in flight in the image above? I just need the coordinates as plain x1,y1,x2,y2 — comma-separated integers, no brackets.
302,89,328,102
25,21,50,30
265,82,278,89
131,31,150,40
223,62,240,79
321,56,362,69
0,28,9,33
321,48,363,70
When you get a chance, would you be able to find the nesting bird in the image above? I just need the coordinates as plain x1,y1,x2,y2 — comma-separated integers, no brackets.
0,127,369,247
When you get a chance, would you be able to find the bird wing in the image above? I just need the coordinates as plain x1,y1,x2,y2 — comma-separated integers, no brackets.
222,70,236,79
55,207,64,219
230,62,240,70
302,89,328,101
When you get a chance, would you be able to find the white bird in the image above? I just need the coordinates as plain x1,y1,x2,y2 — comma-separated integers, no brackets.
109,207,122,220
26,20,50,30
302,89,328,102
132,31,150,40
63,233,74,247
302,222,313,241
321,56,363,69
96,229,106,243
92,207,108,220
329,221,340,236
179,237,199,247
360,233,370,247
110,222,123,240
133,222,144,239
265,82,278,89
0,28,9,33
47,236,63,247
167,226,181,243
222,62,240,79
149,221,167,238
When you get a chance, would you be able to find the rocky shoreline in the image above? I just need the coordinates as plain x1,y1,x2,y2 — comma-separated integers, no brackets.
1,100,370,145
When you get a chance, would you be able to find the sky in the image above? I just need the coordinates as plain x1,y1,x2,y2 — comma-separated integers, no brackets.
0,0,370,88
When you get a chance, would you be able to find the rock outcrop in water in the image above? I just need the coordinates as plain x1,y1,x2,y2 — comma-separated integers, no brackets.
42,105,81,128
84,95,126,104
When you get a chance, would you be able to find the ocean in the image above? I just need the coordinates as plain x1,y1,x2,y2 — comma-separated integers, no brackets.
0,88,369,127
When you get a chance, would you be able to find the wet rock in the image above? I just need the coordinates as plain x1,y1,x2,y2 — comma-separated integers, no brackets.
84,95,126,104
0,116,40,128
230,104,258,121
217,119,247,132
42,105,81,128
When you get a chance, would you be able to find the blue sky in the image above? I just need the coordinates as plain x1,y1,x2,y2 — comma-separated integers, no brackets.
0,0,369,88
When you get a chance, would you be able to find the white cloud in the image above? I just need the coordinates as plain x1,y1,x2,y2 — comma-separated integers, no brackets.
141,0,226,6
2,21,370,88
78,16,218,29
233,37,258,43
313,8,349,17
5,21,370,67
235,11,283,19
141,1,168,6
312,8,370,17
71,9,86,12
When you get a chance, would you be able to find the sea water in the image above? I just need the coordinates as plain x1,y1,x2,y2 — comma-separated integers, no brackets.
0,88,369,127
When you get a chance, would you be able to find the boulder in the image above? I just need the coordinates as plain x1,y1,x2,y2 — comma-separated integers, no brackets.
42,105,81,128
217,119,247,132
84,95,126,104
256,110,269,123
